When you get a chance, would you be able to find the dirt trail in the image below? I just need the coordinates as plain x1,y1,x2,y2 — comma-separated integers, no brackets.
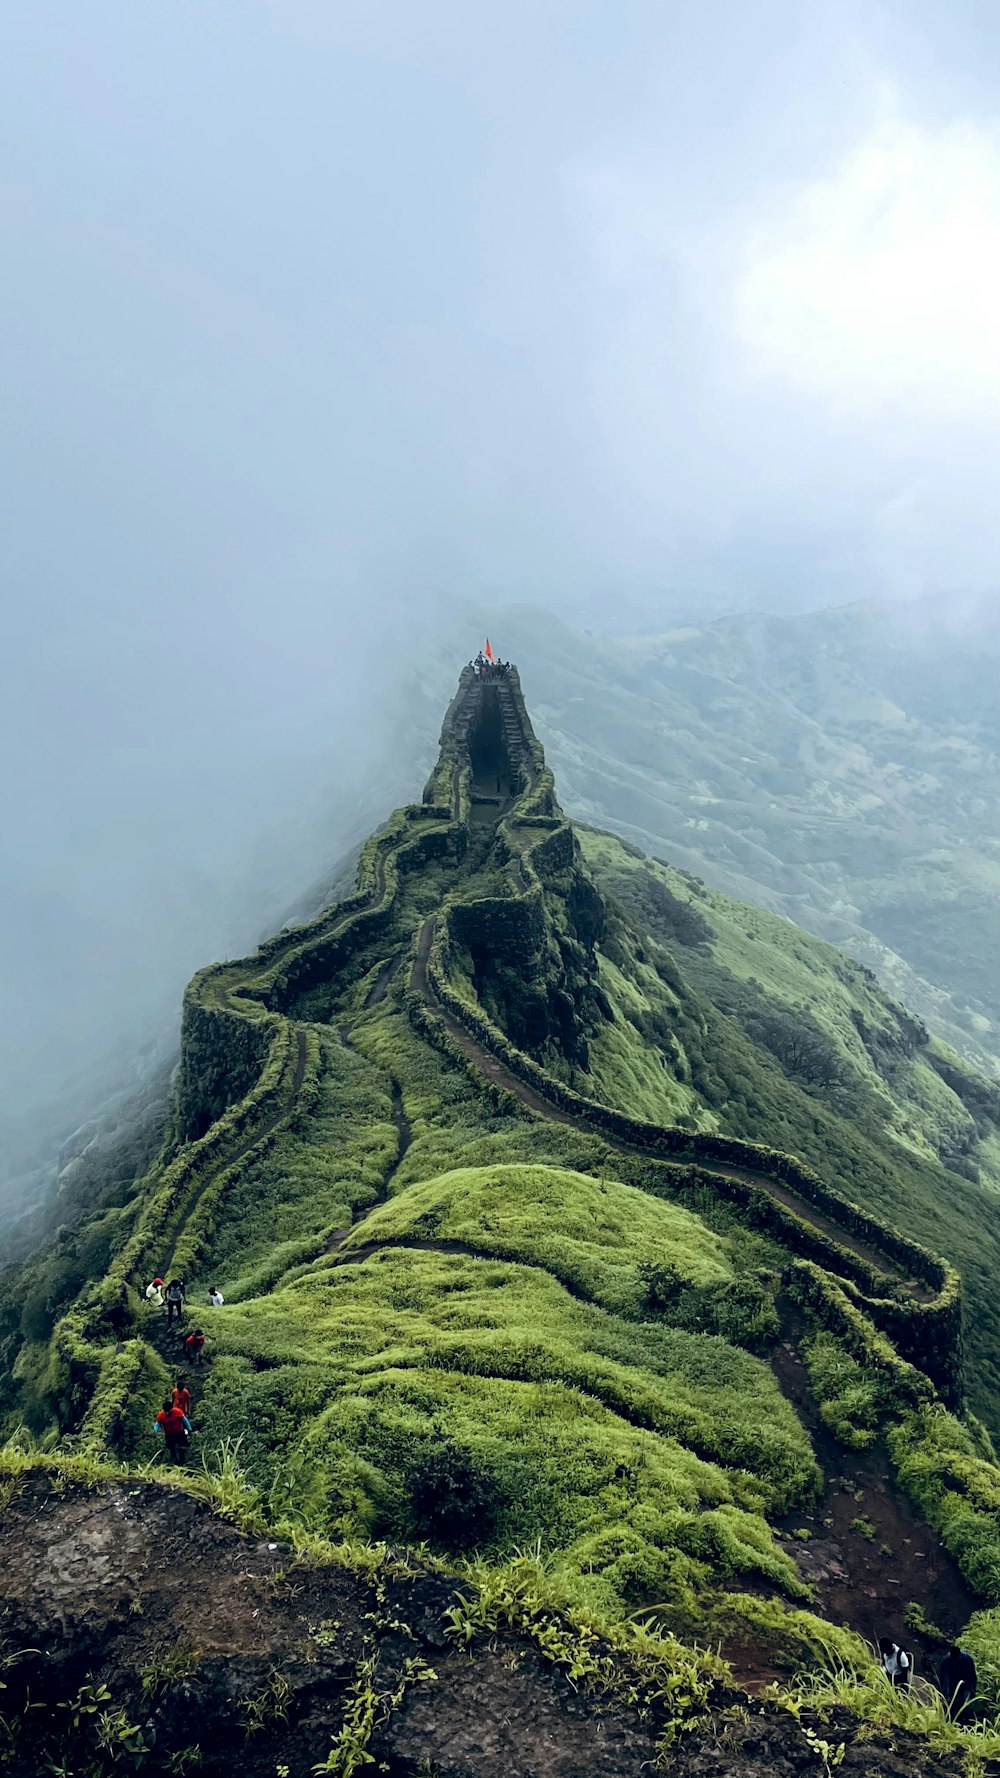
365,952,402,1009
147,1303,213,1445
411,919,918,1294
141,1024,311,1438
406,915,981,1668
327,1233,593,1305
765,1299,976,1673
158,1026,309,1277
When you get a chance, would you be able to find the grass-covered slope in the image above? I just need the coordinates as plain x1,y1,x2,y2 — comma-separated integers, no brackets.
578,828,1000,1426
8,662,1000,1760
482,601,1000,1082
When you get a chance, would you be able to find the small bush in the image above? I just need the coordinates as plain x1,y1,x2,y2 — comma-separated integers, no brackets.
405,1430,498,1551
802,1333,883,1450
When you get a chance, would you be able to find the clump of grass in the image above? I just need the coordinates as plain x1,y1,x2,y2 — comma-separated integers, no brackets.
446,1542,726,1744
801,1334,884,1450
776,1651,1000,1766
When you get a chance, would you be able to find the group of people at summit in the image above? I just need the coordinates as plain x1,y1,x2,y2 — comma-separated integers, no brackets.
472,644,511,680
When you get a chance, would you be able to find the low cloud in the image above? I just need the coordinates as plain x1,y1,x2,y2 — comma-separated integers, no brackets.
735,111,1000,418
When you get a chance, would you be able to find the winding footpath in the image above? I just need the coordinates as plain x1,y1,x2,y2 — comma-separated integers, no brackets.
409,917,922,1298
401,918,980,1678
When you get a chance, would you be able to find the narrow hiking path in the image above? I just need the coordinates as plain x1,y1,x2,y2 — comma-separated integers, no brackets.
325,1077,411,1257
410,918,921,1296
157,1025,310,1280
406,914,983,1672
327,1232,596,1306
140,1027,311,1458
766,1297,976,1681
364,952,402,1010
145,1302,214,1462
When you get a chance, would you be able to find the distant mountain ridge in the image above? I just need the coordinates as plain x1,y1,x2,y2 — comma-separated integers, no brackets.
464,599,1000,1084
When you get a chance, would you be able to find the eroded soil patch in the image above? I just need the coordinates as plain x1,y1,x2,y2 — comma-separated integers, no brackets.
0,1474,984,1778
767,1299,976,1679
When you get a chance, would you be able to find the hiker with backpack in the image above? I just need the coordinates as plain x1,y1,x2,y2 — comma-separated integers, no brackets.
154,1396,191,1466
878,1637,912,1689
164,1279,186,1329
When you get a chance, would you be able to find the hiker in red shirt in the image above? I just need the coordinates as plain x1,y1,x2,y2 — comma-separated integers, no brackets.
184,1328,206,1366
171,1378,191,1419
154,1397,191,1465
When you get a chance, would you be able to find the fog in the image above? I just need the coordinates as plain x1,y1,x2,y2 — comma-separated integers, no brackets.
3,1,1000,1205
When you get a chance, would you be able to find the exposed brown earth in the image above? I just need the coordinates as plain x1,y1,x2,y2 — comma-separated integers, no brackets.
0,1473,988,1778
766,1299,977,1674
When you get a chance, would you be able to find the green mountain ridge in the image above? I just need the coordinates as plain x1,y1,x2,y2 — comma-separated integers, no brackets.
5,660,1000,1773
489,600,1000,1083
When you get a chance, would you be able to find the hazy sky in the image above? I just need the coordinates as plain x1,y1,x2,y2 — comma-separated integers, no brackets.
4,0,1000,1163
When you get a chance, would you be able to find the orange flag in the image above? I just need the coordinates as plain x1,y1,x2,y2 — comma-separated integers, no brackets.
484,638,496,662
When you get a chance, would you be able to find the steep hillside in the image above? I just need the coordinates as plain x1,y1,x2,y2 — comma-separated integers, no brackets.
482,601,1000,1081
4,662,1000,1774
577,829,1000,1427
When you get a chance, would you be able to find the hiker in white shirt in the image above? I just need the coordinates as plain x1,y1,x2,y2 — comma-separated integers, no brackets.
879,1638,912,1688
208,1287,224,1308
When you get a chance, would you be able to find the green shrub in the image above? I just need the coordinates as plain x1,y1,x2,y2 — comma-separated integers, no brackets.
802,1333,884,1450
405,1429,499,1551
889,1406,1000,1599
962,1606,1000,1708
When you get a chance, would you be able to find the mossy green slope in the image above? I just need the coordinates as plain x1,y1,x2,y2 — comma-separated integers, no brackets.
579,828,1000,1426
493,600,1000,1079
5,661,1000,1711
339,1162,732,1306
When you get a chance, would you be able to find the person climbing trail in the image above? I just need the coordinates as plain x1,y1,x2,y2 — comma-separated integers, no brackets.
940,1642,977,1719
208,1286,224,1307
144,1277,164,1307
879,1637,912,1689
171,1378,191,1421
185,1328,206,1366
164,1278,186,1328
154,1397,191,1466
